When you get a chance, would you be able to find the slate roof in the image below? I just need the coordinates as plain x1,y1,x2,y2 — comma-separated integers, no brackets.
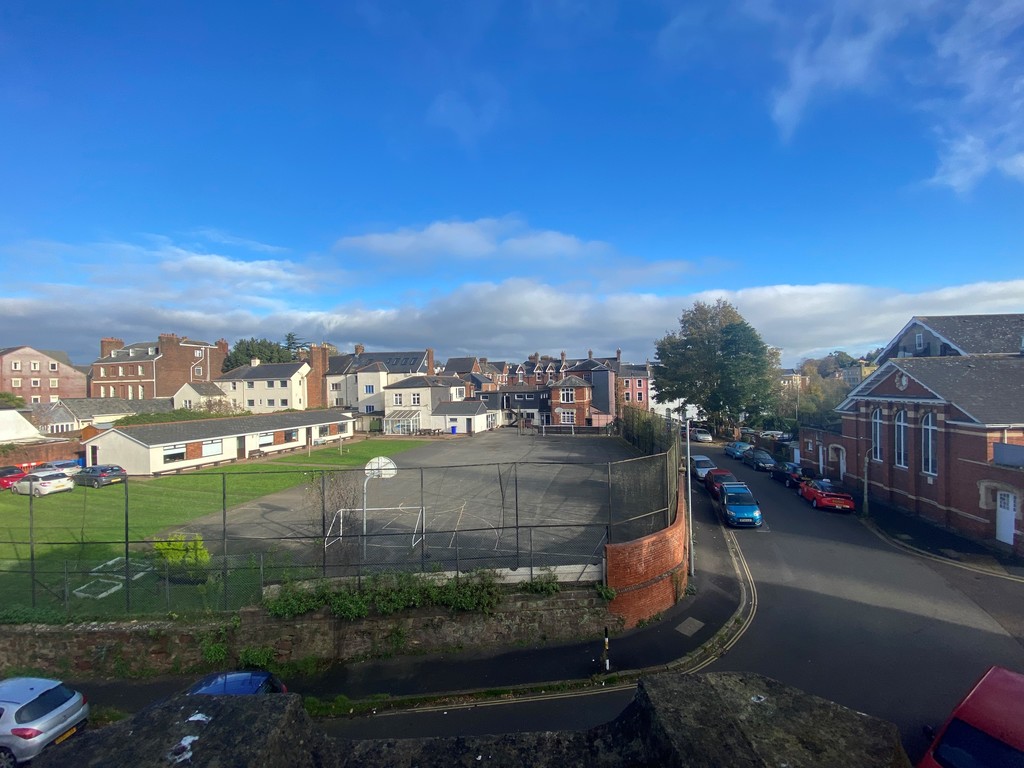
841,356,1024,426
433,400,488,416
56,398,175,418
385,375,466,389
877,314,1024,362
0,346,76,366
567,359,611,373
94,341,161,363
548,375,591,389
216,362,307,381
326,351,429,376
89,409,357,447
185,383,226,397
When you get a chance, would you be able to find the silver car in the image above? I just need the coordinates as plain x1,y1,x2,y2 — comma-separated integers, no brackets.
0,677,89,765
8,473,74,497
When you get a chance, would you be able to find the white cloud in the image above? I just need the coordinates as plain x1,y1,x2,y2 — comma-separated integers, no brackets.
190,228,289,253
732,0,1024,190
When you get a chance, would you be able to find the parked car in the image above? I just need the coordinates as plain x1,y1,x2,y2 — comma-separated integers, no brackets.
73,465,127,489
688,428,713,443
185,671,288,696
758,430,784,440
917,665,1024,768
715,482,763,528
34,460,82,476
0,677,89,765
769,462,814,488
741,449,776,471
703,468,739,500
739,427,758,437
9,473,74,497
724,441,753,459
689,455,717,481
0,467,26,491
797,479,856,511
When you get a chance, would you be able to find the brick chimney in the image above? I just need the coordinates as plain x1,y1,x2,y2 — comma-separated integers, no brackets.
250,358,261,367
305,344,330,408
616,348,622,364
100,337,124,358
426,348,435,374
588,349,593,359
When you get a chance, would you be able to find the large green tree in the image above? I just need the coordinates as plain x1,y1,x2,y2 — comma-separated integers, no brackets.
0,392,26,409
222,338,293,372
653,299,778,425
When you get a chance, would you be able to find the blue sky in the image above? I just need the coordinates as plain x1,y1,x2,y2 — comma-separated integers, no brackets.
2,1,1022,369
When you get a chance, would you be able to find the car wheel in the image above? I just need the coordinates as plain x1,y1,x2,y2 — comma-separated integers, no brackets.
0,747,17,768
32,488,42,497
92,480,101,488
812,498,819,509
784,477,791,487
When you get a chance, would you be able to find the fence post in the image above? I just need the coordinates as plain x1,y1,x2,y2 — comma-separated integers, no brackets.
455,532,460,581
514,463,520,569
124,480,131,614
321,471,328,578
222,473,228,611
64,561,69,614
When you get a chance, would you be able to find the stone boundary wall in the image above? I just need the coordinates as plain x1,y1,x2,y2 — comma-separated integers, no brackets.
0,588,619,679
605,471,688,628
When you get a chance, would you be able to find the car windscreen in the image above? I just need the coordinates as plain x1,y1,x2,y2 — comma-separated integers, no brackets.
727,492,756,506
932,716,1024,768
715,474,737,484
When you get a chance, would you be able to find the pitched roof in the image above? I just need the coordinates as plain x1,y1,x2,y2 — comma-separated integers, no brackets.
184,382,226,397
55,397,176,418
877,314,1024,362
87,409,356,447
385,375,465,389
216,362,308,381
548,375,591,389
442,357,478,374
326,350,429,376
840,356,1024,426
433,400,488,416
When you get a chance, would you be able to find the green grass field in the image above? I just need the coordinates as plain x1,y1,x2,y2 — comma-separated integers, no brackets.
0,439,426,617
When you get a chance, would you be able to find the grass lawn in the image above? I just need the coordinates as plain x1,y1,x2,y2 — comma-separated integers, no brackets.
0,439,426,616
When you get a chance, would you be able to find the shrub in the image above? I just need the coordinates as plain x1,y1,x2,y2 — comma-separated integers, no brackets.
153,534,212,583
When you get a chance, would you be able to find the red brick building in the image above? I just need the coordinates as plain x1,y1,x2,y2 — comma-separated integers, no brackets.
823,315,1024,556
547,375,593,426
90,333,229,399
0,346,87,404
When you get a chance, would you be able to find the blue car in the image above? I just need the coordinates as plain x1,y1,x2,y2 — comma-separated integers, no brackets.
724,441,753,459
716,482,763,528
185,671,288,696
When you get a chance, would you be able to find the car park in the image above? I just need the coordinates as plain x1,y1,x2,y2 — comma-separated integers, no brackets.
0,467,26,491
741,449,776,471
34,460,82,476
917,665,1024,768
0,676,89,765
724,441,753,459
688,428,713,443
689,455,717,481
185,671,288,696
715,482,763,528
703,468,738,500
769,461,814,488
797,479,856,511
9,473,74,497
73,465,127,489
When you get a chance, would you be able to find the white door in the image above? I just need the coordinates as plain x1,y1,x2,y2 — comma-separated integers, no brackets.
996,491,1017,545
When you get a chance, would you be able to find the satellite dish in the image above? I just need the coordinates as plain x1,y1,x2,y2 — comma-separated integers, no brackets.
365,456,398,479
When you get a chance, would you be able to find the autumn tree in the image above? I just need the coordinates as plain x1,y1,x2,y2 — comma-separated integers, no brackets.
653,299,778,427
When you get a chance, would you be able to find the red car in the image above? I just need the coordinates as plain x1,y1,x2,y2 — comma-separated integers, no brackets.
0,465,27,490
797,479,856,511
703,468,739,500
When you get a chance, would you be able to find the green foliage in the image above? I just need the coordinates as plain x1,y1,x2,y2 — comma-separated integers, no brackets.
0,392,25,408
0,605,68,624
238,645,276,669
595,583,616,601
521,570,560,595
654,299,778,425
199,626,231,665
114,408,248,426
263,581,330,620
223,337,293,372
153,534,211,580
326,589,370,620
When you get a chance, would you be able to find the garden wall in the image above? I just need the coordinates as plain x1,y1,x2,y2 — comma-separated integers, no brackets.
0,588,619,679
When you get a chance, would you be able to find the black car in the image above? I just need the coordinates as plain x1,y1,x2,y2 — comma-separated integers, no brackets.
73,464,128,488
741,449,776,471
769,462,814,488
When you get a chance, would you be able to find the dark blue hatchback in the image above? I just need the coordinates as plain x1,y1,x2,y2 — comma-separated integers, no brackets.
185,671,288,696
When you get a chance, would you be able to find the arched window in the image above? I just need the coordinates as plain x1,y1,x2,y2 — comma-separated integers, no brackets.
871,408,883,461
922,412,937,474
894,410,907,467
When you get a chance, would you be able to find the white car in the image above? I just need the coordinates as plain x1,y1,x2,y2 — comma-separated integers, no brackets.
9,472,75,497
689,455,718,480
689,428,713,443
34,460,82,476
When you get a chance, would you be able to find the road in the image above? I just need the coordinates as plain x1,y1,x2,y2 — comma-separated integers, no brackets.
319,443,1024,763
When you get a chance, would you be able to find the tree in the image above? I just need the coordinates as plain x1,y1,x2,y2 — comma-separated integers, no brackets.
222,338,292,372
283,332,308,359
0,392,25,409
653,299,777,427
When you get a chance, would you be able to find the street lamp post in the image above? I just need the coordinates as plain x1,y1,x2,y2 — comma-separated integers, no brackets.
685,417,694,576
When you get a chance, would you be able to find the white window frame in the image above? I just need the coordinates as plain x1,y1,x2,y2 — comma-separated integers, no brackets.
894,410,908,467
560,387,575,403
30,360,40,371
49,378,58,387
49,362,58,371
364,384,375,394
10,361,21,371
393,393,403,406
411,393,421,405
201,439,223,457
11,378,20,388
871,409,883,461
163,444,186,464
922,412,938,475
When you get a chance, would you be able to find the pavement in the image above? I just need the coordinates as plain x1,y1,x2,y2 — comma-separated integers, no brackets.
74,482,1024,713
